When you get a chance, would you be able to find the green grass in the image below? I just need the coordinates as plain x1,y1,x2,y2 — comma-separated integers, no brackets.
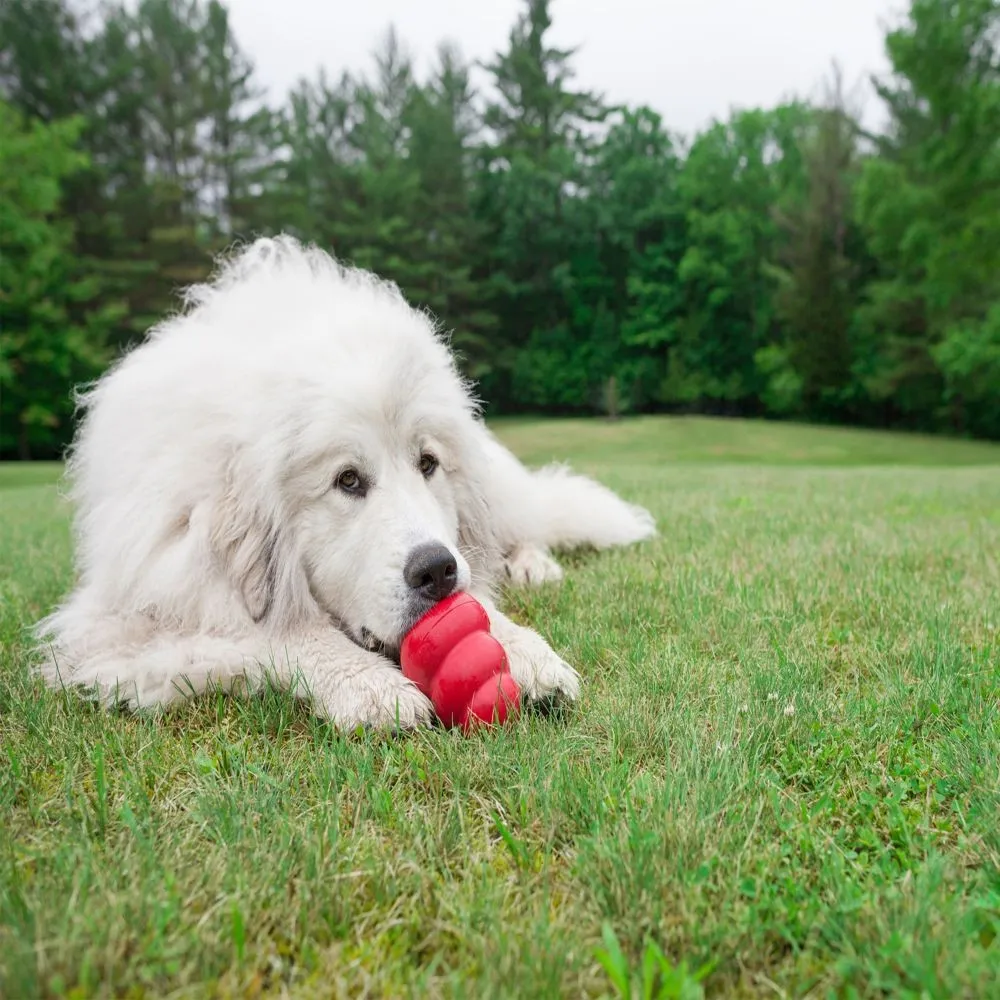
489,413,1000,468
2,415,998,999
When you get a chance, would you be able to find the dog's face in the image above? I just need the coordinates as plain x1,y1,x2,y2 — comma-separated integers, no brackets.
200,243,498,652
211,342,496,659
291,416,474,656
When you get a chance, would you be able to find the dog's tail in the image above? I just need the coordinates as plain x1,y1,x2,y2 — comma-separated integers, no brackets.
480,429,656,554
520,462,656,551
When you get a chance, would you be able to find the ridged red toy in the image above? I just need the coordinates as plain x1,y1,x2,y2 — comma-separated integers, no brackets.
400,592,521,732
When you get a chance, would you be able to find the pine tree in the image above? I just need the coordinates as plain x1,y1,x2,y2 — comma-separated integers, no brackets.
673,105,810,410
0,102,121,459
604,107,687,410
404,44,497,379
770,70,862,419
200,0,278,241
482,0,604,160
477,0,609,408
275,69,361,248
856,0,1000,431
331,29,426,287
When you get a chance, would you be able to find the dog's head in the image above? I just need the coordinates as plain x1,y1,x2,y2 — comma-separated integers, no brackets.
205,239,499,656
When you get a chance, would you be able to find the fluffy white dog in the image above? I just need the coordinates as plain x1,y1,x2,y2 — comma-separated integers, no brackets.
33,237,655,730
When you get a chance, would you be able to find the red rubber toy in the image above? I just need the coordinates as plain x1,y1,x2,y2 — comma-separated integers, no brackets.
400,592,521,732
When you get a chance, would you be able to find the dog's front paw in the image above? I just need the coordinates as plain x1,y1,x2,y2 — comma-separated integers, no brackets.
504,630,581,708
313,664,434,732
504,544,564,587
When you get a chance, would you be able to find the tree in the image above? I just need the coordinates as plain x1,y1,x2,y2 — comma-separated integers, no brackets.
476,0,610,409
330,30,427,289
404,44,498,379
4,0,1000,450
0,102,122,459
274,69,362,248
482,0,604,160
0,0,88,123
670,105,809,411
591,106,686,411
855,0,1000,432
767,70,864,419
0,0,148,346
200,0,279,241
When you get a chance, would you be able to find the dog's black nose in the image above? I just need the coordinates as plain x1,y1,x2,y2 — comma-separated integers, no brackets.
403,543,458,603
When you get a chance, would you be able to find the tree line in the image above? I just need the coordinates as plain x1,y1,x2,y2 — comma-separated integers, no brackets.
2,0,999,459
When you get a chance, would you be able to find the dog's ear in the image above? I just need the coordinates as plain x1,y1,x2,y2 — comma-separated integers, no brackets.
209,458,284,623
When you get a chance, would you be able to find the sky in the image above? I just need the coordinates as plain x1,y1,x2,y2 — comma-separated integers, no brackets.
224,0,907,136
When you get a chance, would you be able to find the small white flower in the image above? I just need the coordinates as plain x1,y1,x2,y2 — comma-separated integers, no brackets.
767,692,779,703
783,703,796,717
739,703,749,714
715,742,729,753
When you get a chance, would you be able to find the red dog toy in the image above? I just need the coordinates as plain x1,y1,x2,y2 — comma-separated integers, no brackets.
400,592,521,732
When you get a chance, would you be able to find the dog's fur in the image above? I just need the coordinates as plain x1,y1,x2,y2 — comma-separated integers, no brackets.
33,236,655,729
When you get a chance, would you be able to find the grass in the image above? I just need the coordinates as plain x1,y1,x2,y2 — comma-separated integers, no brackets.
1,414,998,999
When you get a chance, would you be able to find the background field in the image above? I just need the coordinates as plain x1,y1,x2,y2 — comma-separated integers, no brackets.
2,416,998,998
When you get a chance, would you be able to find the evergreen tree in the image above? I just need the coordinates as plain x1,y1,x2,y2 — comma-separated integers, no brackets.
605,107,687,410
672,105,809,410
477,0,609,408
275,69,361,248
200,0,279,240
404,44,498,379
332,29,426,288
3,0,1000,448
856,0,1000,431
0,102,122,459
768,71,864,419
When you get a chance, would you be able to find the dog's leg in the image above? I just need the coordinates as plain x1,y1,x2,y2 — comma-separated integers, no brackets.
271,627,434,730
503,543,564,586
474,596,581,705
37,625,433,731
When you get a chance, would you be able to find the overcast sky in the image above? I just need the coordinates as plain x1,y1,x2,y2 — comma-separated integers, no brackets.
224,0,906,135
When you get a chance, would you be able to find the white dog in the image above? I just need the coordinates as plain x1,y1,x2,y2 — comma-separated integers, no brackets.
33,237,655,730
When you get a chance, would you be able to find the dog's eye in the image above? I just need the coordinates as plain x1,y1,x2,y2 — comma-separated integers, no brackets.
336,468,364,495
419,453,438,478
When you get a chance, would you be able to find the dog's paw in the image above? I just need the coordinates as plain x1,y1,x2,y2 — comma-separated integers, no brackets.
504,544,564,587
313,664,434,732
504,629,581,707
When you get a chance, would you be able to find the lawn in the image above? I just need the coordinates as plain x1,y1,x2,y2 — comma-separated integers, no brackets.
1,415,998,999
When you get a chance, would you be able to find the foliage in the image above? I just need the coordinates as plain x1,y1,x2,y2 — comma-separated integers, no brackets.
769,72,862,420
2,0,1000,454
0,101,121,459
854,0,1000,432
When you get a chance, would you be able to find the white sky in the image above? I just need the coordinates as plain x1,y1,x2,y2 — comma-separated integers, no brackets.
224,0,906,135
